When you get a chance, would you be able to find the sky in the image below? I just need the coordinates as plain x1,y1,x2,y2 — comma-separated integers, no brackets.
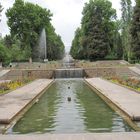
0,0,135,51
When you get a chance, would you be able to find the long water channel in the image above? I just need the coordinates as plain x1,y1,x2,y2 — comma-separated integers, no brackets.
11,79,133,134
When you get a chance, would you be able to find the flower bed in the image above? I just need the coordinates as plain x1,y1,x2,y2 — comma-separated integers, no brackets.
107,76,140,92
0,78,32,95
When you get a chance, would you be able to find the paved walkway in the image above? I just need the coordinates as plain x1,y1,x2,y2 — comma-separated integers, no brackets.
85,78,140,121
0,79,53,124
0,133,140,140
129,67,140,75
0,70,10,78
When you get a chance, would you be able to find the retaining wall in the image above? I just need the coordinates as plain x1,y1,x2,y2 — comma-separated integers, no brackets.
0,69,54,80
84,67,139,78
0,67,139,80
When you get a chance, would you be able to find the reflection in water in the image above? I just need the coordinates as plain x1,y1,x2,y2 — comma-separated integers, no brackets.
12,79,133,134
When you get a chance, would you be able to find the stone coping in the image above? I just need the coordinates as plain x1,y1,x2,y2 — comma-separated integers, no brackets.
55,68,83,70
0,132,140,140
0,79,53,124
85,78,140,121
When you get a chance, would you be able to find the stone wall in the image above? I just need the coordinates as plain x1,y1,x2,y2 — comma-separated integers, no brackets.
0,67,139,80
84,67,139,78
136,64,140,69
75,60,130,68
0,69,54,80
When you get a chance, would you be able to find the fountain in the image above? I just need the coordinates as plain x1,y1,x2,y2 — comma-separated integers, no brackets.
38,28,48,62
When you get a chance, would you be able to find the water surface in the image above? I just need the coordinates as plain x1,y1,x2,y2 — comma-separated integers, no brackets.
11,79,133,134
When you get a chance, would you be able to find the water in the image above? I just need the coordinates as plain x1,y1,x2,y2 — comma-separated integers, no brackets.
11,79,133,134
55,54,80,78
62,53,75,68
55,69,84,78
39,28,47,60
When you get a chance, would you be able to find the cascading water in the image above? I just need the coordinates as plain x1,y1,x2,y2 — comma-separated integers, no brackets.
55,68,84,78
55,53,84,78
38,28,48,61
62,53,74,68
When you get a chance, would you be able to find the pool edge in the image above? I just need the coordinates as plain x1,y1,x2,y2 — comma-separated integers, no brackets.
84,78,140,132
2,79,55,134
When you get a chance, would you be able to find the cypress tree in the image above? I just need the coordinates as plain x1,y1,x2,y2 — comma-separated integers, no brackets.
120,0,133,61
131,0,140,61
0,3,3,22
81,0,116,60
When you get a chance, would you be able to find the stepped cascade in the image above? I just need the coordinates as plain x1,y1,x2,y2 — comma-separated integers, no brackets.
55,54,84,78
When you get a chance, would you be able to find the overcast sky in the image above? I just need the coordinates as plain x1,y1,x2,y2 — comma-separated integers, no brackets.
0,0,135,51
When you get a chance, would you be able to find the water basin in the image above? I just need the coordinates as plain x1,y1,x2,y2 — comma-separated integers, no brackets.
11,79,133,134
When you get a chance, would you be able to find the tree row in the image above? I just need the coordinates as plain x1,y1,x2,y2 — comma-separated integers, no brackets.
0,0,65,65
70,0,140,63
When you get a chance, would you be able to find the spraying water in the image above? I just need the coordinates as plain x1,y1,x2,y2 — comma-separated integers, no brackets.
39,28,48,61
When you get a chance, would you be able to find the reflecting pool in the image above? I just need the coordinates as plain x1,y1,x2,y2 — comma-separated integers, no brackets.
11,79,133,134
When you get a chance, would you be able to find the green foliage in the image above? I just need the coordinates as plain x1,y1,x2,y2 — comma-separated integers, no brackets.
107,20,123,59
6,0,64,61
120,0,133,61
45,23,65,60
4,35,13,48
131,0,140,61
0,41,11,66
70,28,84,59
0,3,3,22
70,0,117,60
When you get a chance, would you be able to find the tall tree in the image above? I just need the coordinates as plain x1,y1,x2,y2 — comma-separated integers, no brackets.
0,3,3,22
121,0,133,61
71,0,116,60
6,0,64,61
6,0,51,59
70,28,84,59
131,0,140,61
108,20,123,59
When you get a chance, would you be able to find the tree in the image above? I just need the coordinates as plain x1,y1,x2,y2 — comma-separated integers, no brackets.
0,42,11,66
4,35,13,48
131,0,140,61
107,20,123,59
6,0,64,61
0,3,3,22
71,0,116,60
6,0,51,59
121,0,133,61
70,28,84,59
